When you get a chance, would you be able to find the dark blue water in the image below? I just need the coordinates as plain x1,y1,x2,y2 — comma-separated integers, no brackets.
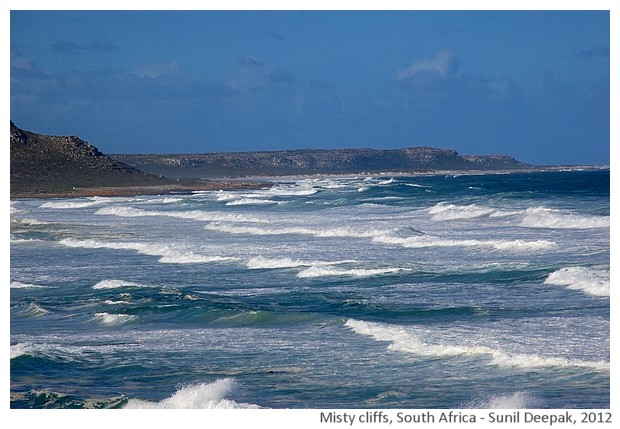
10,170,610,409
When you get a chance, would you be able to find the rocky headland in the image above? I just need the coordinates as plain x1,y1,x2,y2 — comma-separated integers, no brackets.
11,121,546,198
10,122,262,198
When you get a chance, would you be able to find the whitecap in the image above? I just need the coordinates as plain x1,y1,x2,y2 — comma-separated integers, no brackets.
544,267,610,297
14,303,50,317
246,256,315,269
123,378,260,409
40,200,106,209
428,202,495,220
297,266,404,278
59,238,237,265
96,206,264,223
11,343,34,359
345,319,609,371
246,256,354,270
225,198,278,206
92,312,137,325
373,234,555,252
11,281,48,289
104,300,131,305
468,391,537,409
93,279,149,289
520,207,609,229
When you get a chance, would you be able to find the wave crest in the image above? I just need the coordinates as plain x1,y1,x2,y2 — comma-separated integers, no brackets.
345,319,609,371
124,378,260,409
544,267,610,297
521,207,609,229
92,312,137,325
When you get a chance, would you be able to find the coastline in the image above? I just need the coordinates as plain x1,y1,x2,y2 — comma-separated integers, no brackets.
9,180,269,199
9,165,607,199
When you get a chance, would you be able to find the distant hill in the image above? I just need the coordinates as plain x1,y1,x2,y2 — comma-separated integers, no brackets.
10,121,534,197
112,146,532,178
10,121,169,196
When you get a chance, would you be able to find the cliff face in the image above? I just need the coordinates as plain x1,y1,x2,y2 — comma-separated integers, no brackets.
10,122,166,195
113,146,531,178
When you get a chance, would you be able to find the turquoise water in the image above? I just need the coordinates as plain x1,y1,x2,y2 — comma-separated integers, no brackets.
10,170,610,408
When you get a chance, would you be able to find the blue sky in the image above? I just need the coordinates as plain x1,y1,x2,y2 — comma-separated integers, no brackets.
9,8,611,165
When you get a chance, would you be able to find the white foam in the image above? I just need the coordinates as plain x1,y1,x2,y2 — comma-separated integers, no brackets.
205,222,554,253
11,236,44,244
225,198,278,206
345,319,609,371
10,343,33,359
15,303,50,317
246,256,315,269
92,312,137,325
59,238,237,265
205,222,386,240
162,197,183,204
544,267,610,297
297,266,404,278
96,206,264,223
373,234,554,252
11,281,48,289
124,378,260,409
40,200,106,209
104,300,131,305
93,279,149,289
476,392,535,409
246,256,355,270
263,185,318,197
18,218,49,225
520,207,610,229
429,202,496,220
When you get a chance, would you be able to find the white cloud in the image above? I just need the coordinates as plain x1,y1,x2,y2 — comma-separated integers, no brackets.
396,50,458,80
133,60,180,79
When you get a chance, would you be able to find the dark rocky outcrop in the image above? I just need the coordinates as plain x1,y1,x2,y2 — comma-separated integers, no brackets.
10,121,168,196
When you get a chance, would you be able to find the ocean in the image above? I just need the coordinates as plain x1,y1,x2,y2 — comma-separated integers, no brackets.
9,169,610,409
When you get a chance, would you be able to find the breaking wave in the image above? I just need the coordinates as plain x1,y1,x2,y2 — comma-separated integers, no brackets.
345,319,609,371
124,378,260,409
429,203,497,220
466,391,538,409
297,266,404,278
248,256,328,269
544,266,610,297
11,281,49,289
93,279,149,289
11,343,34,359
92,312,137,325
59,238,237,264
206,223,553,252
372,234,554,252
96,206,264,223
225,198,278,206
13,303,50,318
520,207,609,229
429,203,609,229
40,200,106,209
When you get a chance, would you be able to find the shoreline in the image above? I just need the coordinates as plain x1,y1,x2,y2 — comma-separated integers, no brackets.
9,180,270,199
9,165,608,199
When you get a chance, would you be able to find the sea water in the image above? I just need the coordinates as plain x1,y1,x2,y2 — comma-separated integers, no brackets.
9,170,610,409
